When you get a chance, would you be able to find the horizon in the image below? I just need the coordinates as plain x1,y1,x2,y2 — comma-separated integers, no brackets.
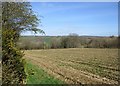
21,2,118,36
21,34,118,37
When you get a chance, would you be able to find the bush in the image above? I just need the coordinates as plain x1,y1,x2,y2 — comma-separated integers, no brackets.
2,29,26,84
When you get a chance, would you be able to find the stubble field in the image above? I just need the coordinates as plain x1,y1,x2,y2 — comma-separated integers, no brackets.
24,48,119,84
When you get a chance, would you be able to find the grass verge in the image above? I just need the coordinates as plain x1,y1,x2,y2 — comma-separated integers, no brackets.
25,60,64,84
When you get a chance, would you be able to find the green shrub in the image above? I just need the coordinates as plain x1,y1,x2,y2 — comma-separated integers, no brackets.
2,29,26,84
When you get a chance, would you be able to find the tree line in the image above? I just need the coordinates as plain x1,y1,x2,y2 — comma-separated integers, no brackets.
18,34,118,50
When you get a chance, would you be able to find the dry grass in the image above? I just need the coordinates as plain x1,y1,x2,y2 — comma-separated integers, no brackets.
24,48,119,84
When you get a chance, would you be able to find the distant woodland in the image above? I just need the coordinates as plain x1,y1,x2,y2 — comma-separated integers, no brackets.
18,34,118,50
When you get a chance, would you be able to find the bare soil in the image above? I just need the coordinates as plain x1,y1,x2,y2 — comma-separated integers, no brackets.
24,48,118,84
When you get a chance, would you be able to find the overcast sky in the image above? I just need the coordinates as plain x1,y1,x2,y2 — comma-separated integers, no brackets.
22,2,118,36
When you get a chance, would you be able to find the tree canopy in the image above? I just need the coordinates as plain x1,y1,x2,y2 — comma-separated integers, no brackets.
2,2,44,84
2,2,44,34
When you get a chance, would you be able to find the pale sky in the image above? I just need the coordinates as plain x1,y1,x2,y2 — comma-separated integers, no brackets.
22,2,118,36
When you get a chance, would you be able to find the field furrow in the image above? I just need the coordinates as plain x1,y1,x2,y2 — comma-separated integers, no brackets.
24,48,119,84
